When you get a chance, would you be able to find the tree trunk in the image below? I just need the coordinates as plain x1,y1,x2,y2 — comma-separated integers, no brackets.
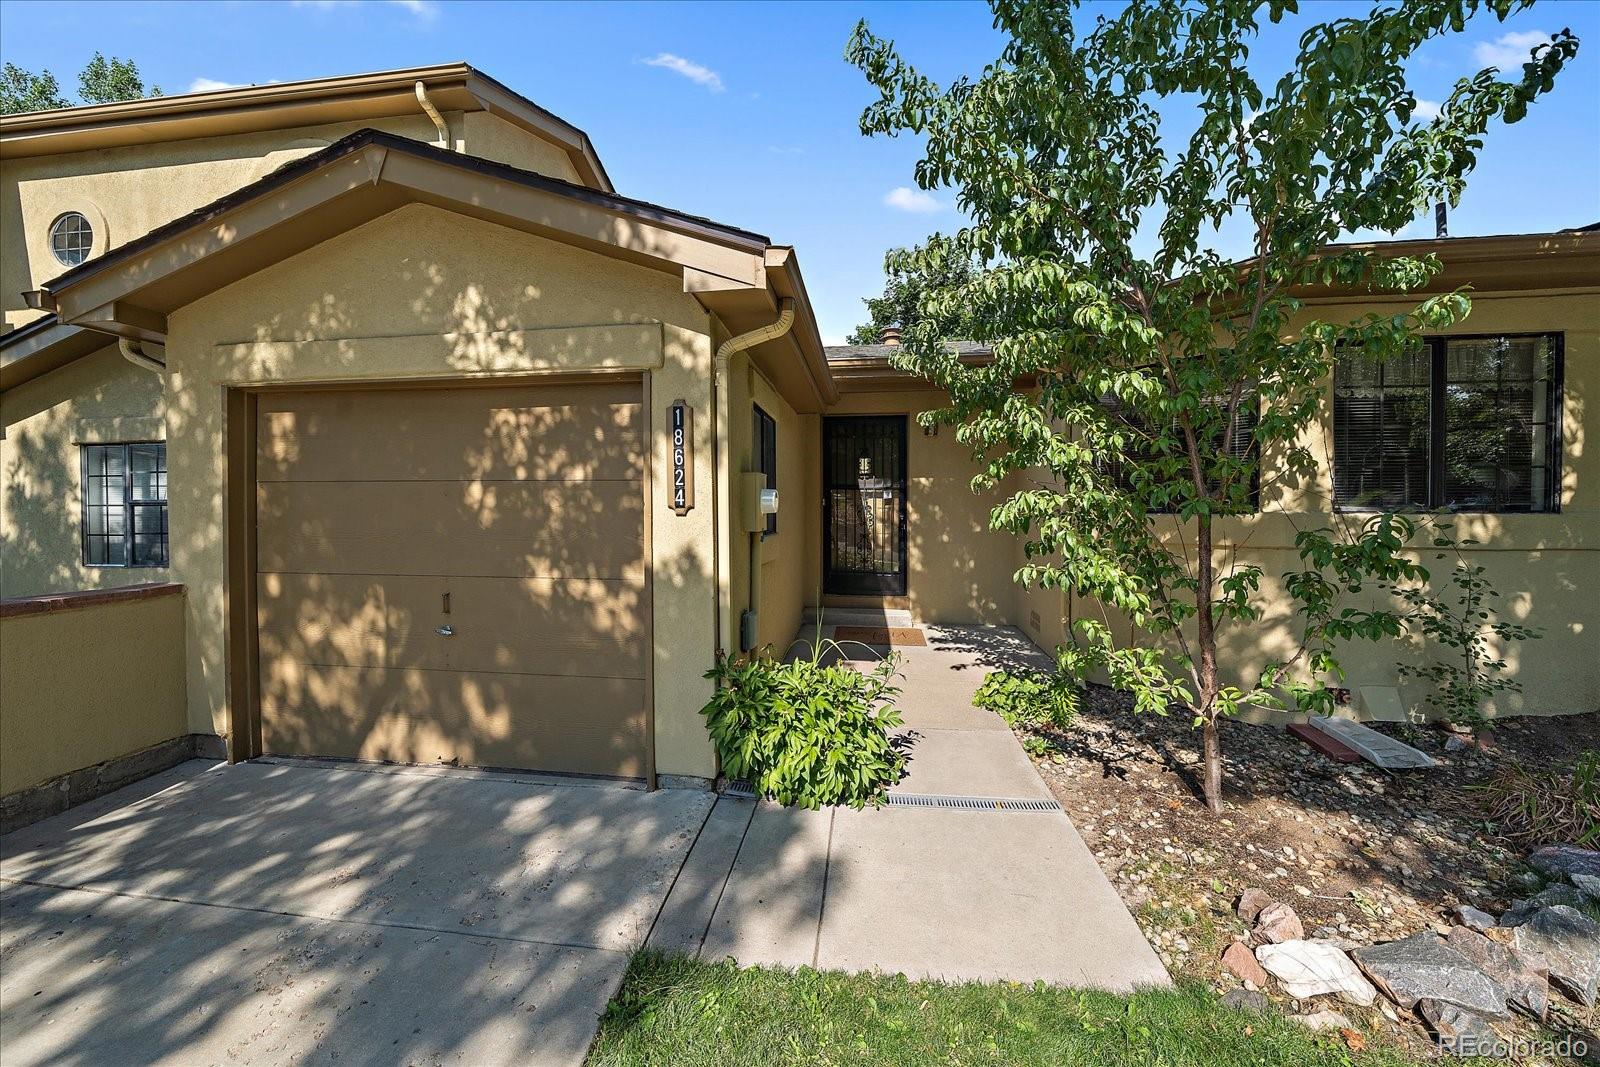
1195,512,1223,813
1201,717,1223,814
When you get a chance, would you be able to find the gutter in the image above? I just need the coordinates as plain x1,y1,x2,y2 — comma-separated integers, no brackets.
710,299,795,661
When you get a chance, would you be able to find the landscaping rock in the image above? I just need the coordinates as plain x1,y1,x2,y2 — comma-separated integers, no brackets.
1256,940,1377,1006
1221,941,1270,987
1351,932,1509,1017
1513,905,1600,1007
1255,902,1305,944
1222,988,1269,1014
1573,872,1600,900
1419,999,1503,1059
1529,846,1600,883
1444,926,1549,1021
1455,905,1498,933
1499,885,1588,927
1237,887,1272,923
1291,1009,1352,1033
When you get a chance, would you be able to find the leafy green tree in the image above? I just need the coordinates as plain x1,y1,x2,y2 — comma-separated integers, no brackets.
0,63,69,114
846,0,1577,811
847,249,982,344
78,52,159,105
0,54,158,115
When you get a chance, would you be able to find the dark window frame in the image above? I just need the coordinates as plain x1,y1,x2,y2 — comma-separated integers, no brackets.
1333,332,1563,514
753,404,778,536
80,441,169,568
1100,391,1263,515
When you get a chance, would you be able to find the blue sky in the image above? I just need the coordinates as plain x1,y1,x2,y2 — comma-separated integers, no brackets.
2,0,1596,343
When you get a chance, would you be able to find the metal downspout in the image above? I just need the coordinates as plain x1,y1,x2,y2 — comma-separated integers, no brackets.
119,338,165,373
711,298,795,660
415,81,450,148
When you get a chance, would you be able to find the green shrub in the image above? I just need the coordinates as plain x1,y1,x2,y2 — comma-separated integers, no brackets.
701,641,905,810
974,669,1079,730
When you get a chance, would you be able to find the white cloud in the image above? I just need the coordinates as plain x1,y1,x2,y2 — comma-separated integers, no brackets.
290,0,437,18
189,77,242,93
642,53,723,92
1474,30,1552,69
1413,98,1441,121
884,186,944,214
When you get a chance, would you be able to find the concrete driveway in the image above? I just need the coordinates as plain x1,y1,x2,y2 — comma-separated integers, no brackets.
0,758,713,1066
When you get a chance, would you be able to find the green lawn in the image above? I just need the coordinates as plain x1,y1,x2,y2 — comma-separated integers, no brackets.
586,952,1424,1067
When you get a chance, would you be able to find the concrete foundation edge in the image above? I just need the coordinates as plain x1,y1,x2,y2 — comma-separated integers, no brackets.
1,733,225,834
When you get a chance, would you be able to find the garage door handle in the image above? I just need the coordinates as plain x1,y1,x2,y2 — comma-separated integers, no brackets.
435,625,455,637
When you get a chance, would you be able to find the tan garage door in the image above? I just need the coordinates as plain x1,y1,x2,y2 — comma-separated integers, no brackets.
255,381,648,778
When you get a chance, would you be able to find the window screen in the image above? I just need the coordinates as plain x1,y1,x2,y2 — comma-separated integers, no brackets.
1333,334,1560,513
82,442,168,567
753,405,778,535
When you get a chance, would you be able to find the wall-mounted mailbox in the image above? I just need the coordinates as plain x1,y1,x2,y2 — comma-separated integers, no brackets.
669,400,693,515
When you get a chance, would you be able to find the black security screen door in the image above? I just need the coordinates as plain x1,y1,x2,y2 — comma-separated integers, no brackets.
824,416,908,595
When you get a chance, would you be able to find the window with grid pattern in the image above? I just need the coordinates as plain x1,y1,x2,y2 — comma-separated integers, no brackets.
49,211,94,267
753,405,778,535
1099,391,1262,513
1333,334,1561,512
82,443,168,567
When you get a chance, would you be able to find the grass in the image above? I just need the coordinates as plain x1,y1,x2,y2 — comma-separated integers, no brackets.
586,952,1426,1067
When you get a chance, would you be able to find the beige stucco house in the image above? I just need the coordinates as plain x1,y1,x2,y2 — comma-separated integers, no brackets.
2,64,1595,812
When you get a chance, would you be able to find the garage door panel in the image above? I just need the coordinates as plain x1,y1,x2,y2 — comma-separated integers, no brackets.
260,667,646,778
258,573,648,678
436,576,647,678
257,480,644,580
257,384,642,484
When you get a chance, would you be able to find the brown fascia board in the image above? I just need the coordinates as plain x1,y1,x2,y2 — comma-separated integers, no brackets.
0,62,613,193
765,247,838,408
1290,229,1600,299
0,315,107,392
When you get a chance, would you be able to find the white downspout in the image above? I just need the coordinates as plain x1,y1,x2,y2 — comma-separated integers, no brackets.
711,298,795,659
415,81,450,148
119,338,165,373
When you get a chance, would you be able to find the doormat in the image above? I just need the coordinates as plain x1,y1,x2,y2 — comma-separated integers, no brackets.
832,626,926,647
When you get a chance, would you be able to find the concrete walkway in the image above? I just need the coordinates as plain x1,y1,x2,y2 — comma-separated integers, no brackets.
647,624,1168,991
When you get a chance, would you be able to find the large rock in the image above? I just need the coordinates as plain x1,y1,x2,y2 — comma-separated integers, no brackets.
1221,941,1269,986
1529,845,1600,882
1222,988,1269,1014
1256,940,1377,1006
1573,872,1600,900
1351,932,1509,1017
1237,887,1273,923
1445,926,1549,1020
1499,885,1588,927
1418,999,1504,1059
1513,905,1600,1007
1455,905,1497,933
1255,902,1305,944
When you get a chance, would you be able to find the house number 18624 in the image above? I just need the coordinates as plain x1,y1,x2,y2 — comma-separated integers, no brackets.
670,400,694,516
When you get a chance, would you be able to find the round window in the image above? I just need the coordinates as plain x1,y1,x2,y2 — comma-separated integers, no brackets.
49,211,94,267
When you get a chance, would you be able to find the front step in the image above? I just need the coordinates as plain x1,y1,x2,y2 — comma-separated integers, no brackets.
803,605,916,628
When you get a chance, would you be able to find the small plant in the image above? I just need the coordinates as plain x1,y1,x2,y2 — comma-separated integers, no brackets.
1386,522,1543,730
973,669,1079,731
701,636,905,810
1475,751,1600,849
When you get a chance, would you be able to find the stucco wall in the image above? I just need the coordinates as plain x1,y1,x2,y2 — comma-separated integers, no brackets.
2,110,586,330
725,351,810,655
164,202,720,776
1,344,169,598
0,587,188,795
810,388,1016,625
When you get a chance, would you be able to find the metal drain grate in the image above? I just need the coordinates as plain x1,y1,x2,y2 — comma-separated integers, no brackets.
886,793,1062,812
720,782,1061,812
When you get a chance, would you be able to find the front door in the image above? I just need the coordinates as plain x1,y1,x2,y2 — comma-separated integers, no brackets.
824,415,908,595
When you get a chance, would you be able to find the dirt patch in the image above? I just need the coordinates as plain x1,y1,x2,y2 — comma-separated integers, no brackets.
1023,689,1600,1053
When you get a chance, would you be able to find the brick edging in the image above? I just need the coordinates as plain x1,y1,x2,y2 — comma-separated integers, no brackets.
0,582,184,619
